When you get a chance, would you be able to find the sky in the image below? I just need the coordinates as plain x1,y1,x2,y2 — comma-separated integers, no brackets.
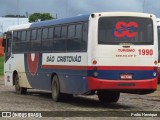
0,0,160,18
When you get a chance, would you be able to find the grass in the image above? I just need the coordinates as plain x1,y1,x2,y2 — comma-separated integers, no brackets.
0,57,4,76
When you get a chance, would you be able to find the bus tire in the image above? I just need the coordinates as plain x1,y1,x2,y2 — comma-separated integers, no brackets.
51,75,63,102
97,91,120,103
14,74,27,94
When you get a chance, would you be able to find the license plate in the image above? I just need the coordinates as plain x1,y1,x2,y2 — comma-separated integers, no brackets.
120,74,132,79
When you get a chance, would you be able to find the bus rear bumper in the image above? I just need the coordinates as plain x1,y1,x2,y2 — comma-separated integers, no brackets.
88,77,158,91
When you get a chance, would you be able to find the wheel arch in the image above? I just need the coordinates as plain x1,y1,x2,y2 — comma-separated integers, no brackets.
51,73,57,81
13,70,18,86
50,73,59,89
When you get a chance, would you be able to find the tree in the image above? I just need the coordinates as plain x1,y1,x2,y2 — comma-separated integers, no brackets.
3,14,26,18
29,13,54,22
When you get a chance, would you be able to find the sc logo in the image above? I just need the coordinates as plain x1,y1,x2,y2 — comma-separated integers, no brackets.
114,21,138,38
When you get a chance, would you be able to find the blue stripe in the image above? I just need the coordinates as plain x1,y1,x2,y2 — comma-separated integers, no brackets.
88,70,158,80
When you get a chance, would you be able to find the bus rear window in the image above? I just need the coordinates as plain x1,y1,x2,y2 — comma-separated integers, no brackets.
98,17,153,45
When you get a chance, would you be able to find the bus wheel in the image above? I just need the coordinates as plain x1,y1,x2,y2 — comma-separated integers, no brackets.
51,75,62,102
14,74,27,94
97,91,120,103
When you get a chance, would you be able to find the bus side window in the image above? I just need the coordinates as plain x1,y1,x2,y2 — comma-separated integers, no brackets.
54,26,66,52
6,32,12,53
67,24,76,52
17,31,21,41
48,27,54,39
61,26,67,38
20,31,26,52
13,31,23,53
74,24,82,51
36,29,42,51
12,31,18,52
31,29,41,51
5,32,12,62
26,30,31,52
42,27,50,51
81,22,88,52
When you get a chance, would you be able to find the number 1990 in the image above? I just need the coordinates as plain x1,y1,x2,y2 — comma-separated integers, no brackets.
138,49,153,55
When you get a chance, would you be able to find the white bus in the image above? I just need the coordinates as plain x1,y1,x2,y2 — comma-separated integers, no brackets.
157,19,160,78
3,12,158,103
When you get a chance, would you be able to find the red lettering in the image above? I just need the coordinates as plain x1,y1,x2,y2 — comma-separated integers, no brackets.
138,49,153,56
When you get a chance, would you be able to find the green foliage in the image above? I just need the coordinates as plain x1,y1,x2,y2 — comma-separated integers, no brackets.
3,14,26,18
0,57,4,76
29,13,54,22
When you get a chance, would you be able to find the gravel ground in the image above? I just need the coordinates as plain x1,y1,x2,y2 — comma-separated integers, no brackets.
0,76,160,120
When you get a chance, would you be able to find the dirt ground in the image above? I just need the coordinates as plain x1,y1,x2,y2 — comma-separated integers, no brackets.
0,77,160,119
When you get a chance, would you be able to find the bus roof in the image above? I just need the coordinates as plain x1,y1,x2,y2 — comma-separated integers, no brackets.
7,14,90,31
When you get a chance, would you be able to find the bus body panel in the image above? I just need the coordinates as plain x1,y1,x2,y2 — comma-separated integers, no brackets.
87,12,158,66
4,54,32,88
5,52,89,94
87,12,158,92
4,12,158,95
23,52,88,94
157,20,160,79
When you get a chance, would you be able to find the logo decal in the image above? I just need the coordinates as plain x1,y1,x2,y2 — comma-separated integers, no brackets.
114,21,138,38
27,52,39,75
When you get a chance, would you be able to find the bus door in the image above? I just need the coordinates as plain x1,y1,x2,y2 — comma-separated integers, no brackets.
4,31,13,86
5,32,12,63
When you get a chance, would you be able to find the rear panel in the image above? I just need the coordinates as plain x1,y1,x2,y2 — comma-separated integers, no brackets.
87,13,158,92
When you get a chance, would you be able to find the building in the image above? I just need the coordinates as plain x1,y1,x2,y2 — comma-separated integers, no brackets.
0,38,4,56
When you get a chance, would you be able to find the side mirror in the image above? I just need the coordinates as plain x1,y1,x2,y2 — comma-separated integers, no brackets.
2,38,6,47
2,32,6,47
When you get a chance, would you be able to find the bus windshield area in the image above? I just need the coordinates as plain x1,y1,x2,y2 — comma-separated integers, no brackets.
98,17,153,45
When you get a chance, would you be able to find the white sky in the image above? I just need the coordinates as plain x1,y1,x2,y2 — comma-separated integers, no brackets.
0,0,160,18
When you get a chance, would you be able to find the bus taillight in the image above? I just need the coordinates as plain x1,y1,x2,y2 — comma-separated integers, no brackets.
92,60,97,65
154,60,158,65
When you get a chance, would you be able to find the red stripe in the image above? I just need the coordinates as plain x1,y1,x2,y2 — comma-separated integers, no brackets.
87,66,156,70
42,65,156,70
42,65,87,70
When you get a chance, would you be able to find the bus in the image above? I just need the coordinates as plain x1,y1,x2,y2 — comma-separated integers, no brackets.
157,19,160,79
3,12,158,103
